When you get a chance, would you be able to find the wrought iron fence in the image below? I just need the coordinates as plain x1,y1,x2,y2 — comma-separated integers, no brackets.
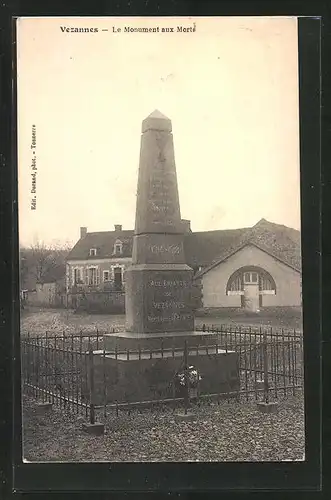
21,325,303,425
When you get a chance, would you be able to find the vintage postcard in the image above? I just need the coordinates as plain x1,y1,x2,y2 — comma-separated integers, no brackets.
17,16,304,463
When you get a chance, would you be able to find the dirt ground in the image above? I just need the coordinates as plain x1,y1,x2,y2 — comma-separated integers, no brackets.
20,307,302,337
22,393,305,463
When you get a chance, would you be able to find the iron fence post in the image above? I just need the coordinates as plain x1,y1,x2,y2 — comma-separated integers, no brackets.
103,348,107,418
88,343,95,425
27,332,30,386
45,331,48,402
183,340,189,414
35,337,40,399
263,331,269,403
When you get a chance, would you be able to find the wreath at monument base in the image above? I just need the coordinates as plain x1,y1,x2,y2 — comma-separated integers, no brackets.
175,366,202,398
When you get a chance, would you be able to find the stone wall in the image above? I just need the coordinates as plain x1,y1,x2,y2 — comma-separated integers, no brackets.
27,282,65,308
71,291,125,314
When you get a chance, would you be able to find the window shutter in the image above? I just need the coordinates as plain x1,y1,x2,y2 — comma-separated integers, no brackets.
85,268,89,285
96,267,100,285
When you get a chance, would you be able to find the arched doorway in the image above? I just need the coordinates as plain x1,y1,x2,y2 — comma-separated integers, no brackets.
226,266,276,312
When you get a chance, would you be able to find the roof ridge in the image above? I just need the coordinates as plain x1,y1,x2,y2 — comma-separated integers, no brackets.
189,227,249,235
196,239,301,278
253,218,300,232
67,222,301,268
86,229,134,235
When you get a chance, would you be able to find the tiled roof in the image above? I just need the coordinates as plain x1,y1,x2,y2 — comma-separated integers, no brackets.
183,228,248,269
241,218,301,271
66,219,301,273
195,218,301,276
66,230,134,260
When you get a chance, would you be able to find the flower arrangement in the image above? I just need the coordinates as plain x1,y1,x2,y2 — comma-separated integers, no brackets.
177,365,202,388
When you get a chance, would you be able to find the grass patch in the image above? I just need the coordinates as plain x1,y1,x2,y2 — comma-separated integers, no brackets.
21,307,302,337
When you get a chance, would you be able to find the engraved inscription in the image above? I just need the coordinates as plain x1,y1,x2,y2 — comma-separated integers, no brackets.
149,199,175,214
149,170,176,222
149,244,181,255
147,313,193,323
147,272,192,328
152,219,174,225
152,301,185,309
149,279,188,287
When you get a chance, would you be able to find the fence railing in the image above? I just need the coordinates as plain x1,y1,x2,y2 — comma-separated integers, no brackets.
21,326,303,424
196,323,302,335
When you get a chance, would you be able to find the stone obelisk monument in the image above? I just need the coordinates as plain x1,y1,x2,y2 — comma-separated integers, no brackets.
125,110,194,336
100,111,239,402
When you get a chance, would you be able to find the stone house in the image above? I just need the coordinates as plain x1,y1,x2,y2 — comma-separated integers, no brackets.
66,225,132,293
66,219,301,313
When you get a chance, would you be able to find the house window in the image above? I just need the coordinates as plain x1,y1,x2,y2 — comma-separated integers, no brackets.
87,267,99,285
259,274,274,291
244,272,258,284
229,275,242,292
73,267,83,285
103,270,110,282
90,248,97,257
113,267,122,290
227,267,276,298
244,272,251,284
113,240,123,256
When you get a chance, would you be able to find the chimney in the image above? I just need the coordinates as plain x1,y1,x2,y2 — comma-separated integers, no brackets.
114,224,122,231
80,227,87,239
181,219,191,233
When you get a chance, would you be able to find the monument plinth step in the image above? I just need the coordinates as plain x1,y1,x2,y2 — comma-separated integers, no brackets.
103,330,223,351
94,345,232,361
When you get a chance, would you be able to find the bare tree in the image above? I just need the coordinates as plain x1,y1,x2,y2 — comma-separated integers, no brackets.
19,247,29,288
29,241,55,283
20,240,71,288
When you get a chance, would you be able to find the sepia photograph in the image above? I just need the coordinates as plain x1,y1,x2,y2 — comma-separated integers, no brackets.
17,16,304,463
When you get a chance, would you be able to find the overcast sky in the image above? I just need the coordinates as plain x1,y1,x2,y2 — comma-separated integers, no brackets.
17,16,300,248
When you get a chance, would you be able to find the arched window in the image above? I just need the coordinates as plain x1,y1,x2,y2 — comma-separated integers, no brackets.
226,266,276,295
228,274,243,292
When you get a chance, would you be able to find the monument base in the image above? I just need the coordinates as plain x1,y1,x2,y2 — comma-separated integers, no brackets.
86,331,239,405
